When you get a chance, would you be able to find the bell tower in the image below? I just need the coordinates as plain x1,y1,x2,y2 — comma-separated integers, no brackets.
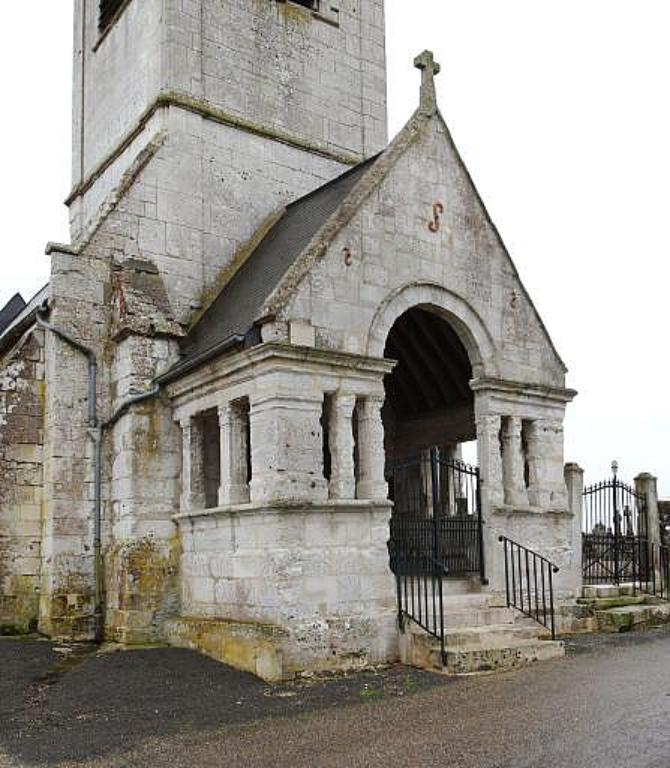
69,0,388,260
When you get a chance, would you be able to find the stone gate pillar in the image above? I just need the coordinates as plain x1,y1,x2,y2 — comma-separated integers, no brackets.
564,462,585,593
635,473,661,546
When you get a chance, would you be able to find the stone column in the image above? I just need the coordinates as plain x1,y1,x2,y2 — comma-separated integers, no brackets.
564,462,585,592
180,417,205,512
218,402,250,506
180,420,193,513
328,393,356,500
525,419,568,510
249,393,328,504
356,395,388,501
501,416,529,507
476,414,504,509
635,473,661,546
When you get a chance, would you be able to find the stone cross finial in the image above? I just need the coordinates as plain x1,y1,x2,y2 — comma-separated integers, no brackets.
414,50,441,115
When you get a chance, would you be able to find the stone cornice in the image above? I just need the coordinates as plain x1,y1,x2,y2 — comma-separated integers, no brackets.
66,91,361,206
470,376,577,405
174,498,393,522
165,342,396,404
491,504,573,519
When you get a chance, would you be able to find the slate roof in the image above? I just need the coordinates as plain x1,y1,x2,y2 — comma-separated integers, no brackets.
0,294,26,336
165,156,378,380
0,285,49,356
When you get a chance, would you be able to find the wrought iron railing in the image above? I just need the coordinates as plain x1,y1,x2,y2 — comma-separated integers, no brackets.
582,467,648,585
582,532,644,586
499,536,559,640
394,551,448,666
387,448,485,582
634,541,670,601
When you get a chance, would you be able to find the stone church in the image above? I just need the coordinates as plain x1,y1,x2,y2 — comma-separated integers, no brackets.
0,0,584,680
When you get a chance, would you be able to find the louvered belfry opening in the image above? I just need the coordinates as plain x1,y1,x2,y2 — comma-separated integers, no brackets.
99,0,125,33
383,307,475,464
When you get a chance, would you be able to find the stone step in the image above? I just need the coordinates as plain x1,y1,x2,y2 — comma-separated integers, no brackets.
400,618,563,675
445,639,565,675
444,607,517,628
595,603,670,633
582,584,637,599
443,623,543,648
577,595,649,610
442,592,504,610
441,577,489,596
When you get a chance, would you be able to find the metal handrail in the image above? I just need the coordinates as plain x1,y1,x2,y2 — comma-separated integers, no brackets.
499,536,560,640
395,552,448,666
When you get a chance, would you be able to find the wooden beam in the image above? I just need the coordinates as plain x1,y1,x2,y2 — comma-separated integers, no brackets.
392,404,476,459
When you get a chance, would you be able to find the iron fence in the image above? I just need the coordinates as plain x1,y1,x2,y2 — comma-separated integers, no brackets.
582,468,648,585
387,448,485,582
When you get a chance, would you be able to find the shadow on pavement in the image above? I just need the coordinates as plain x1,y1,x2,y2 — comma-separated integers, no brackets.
0,639,447,766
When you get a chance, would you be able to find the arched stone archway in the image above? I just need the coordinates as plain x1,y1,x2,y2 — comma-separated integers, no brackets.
366,282,497,379
382,305,475,465
380,301,488,581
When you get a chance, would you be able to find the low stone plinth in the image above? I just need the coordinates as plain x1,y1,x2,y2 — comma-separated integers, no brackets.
164,616,288,681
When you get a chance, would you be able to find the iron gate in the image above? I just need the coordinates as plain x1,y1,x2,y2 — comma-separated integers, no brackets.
582,464,649,585
387,447,485,582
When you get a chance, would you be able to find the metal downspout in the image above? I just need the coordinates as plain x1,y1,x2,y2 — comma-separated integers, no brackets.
36,309,160,643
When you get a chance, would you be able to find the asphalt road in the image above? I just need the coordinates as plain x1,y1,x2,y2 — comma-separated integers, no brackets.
1,628,669,768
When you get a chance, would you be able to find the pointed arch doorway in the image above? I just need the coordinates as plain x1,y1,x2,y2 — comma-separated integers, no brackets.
383,306,485,582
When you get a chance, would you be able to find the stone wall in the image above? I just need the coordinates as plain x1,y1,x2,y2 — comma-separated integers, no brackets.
195,0,387,160
39,246,113,640
131,113,347,323
70,0,387,242
166,345,396,676
44,0,391,640
0,330,45,633
176,501,398,678
107,334,182,644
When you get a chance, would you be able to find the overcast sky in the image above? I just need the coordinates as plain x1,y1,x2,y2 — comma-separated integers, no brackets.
1,2,668,494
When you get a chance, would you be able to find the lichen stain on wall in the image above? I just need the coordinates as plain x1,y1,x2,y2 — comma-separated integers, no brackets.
0,331,45,634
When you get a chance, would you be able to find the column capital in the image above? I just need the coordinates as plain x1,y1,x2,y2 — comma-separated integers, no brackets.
359,393,385,411
634,472,658,484
331,392,357,410
501,415,523,440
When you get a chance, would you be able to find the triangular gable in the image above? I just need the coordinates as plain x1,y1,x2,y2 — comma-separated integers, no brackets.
265,105,567,375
